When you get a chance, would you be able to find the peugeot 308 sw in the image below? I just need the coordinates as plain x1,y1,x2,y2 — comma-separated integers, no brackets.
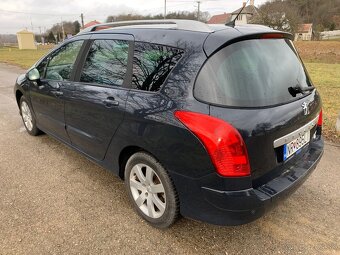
14,20,324,228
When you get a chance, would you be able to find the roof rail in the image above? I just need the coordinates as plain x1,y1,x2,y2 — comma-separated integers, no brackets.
78,19,213,34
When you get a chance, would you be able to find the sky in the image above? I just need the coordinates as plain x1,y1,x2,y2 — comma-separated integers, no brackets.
0,0,267,34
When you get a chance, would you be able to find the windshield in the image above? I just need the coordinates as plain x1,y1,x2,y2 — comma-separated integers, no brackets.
195,39,313,107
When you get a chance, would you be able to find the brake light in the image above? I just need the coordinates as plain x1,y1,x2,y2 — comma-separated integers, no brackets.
174,111,250,177
261,33,284,39
317,110,323,127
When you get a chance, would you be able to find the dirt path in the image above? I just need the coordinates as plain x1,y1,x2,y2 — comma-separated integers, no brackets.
0,63,339,254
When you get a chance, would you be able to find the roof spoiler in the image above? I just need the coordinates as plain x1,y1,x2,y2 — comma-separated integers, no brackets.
204,31,294,57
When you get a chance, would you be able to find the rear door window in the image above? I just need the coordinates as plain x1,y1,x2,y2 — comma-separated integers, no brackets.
195,39,313,107
80,40,129,86
132,42,183,92
45,40,83,81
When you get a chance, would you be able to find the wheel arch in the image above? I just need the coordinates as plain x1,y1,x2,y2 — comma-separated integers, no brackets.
15,89,24,108
118,145,163,180
118,146,143,180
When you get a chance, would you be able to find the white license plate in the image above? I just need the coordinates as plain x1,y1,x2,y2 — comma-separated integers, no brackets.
283,131,310,161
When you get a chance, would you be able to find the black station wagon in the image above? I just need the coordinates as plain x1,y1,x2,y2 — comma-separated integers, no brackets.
14,20,324,228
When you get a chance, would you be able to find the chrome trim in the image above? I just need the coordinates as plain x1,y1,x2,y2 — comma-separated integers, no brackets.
273,115,319,148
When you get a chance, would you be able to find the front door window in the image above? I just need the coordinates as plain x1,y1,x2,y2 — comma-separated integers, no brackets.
45,40,83,81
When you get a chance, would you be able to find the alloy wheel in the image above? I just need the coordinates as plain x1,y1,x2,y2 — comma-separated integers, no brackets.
21,101,33,131
129,163,166,219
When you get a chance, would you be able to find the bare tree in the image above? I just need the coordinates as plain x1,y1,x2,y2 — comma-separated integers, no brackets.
251,0,302,34
269,0,340,31
47,20,81,40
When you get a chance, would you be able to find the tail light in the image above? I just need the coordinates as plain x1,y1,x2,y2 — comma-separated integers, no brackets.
261,33,284,39
317,110,322,127
174,111,250,177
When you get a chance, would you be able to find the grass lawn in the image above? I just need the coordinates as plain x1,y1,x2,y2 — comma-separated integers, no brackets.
305,63,340,143
0,44,339,143
0,46,52,69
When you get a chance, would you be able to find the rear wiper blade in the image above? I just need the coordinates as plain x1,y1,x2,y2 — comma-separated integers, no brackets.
288,85,315,97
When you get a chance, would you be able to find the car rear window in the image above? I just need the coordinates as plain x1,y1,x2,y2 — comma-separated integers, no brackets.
194,39,313,107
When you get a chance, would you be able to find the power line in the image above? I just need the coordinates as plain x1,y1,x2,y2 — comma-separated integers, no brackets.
164,0,167,19
0,0,235,34
0,8,79,16
0,1,196,20
141,2,194,12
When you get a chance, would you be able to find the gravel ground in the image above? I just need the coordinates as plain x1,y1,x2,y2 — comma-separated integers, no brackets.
0,63,339,255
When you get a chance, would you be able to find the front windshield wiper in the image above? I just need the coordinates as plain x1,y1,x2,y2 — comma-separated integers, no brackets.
288,85,315,97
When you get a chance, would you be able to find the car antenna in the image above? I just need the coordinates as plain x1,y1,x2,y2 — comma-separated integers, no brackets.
226,0,250,27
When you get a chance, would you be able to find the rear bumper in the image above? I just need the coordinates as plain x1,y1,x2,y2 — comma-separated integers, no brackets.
173,137,324,226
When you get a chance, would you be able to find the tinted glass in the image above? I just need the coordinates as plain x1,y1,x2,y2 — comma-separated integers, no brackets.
132,42,183,92
80,40,129,86
195,39,313,107
45,40,83,81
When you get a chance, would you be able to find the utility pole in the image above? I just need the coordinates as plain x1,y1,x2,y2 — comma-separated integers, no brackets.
197,1,201,21
61,17,65,41
80,13,84,29
30,17,33,32
164,0,167,19
39,26,44,44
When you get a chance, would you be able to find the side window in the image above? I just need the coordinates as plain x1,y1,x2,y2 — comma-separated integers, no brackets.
45,40,83,81
132,42,183,92
80,40,129,86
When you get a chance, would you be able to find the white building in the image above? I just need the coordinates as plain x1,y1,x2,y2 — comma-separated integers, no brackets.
230,0,259,25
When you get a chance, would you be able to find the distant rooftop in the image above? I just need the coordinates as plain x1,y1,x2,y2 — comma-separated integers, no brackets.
231,5,258,15
207,13,231,24
16,29,34,34
208,1,258,24
84,20,101,29
297,23,313,33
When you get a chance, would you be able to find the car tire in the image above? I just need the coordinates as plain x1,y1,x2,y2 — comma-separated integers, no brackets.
19,96,41,136
125,152,179,228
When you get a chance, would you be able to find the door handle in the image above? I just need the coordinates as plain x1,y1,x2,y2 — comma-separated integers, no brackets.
51,91,63,97
103,97,119,107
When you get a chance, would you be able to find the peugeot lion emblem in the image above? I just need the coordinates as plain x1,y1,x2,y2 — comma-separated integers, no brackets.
302,102,309,116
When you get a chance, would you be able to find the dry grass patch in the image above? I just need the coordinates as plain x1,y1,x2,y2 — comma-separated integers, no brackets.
305,62,340,143
294,41,340,64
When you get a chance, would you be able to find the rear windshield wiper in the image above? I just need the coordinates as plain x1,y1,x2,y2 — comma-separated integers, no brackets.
288,85,315,97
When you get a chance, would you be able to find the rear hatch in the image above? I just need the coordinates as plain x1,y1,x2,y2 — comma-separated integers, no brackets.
195,34,322,182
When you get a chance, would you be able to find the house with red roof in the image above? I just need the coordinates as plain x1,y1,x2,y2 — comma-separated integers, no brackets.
207,13,231,24
208,0,258,25
295,23,313,41
81,20,111,32
83,20,101,29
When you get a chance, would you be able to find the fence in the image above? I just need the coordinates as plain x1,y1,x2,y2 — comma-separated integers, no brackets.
0,43,19,47
320,30,340,40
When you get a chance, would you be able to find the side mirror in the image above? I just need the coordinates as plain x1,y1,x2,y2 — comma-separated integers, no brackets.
27,68,40,81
